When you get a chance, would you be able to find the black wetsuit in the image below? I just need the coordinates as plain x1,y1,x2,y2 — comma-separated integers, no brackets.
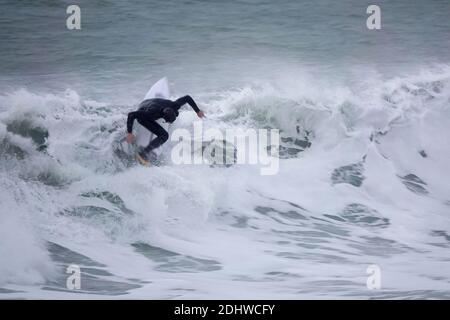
127,96,200,154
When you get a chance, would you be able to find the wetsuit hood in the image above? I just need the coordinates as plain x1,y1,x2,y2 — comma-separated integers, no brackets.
162,107,177,123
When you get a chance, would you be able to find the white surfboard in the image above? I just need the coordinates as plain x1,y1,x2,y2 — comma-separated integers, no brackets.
144,76,170,100
135,77,171,152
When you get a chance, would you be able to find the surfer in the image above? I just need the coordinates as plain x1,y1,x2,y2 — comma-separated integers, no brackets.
126,95,205,165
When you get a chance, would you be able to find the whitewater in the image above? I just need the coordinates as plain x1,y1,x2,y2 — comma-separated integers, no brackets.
1,66,450,299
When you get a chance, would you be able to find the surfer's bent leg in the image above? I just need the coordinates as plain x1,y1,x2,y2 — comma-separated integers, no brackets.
136,118,169,153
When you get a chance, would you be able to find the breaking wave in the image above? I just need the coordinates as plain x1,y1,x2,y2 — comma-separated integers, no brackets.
1,67,450,298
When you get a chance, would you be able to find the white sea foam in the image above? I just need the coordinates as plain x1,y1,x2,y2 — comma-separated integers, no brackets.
1,67,450,298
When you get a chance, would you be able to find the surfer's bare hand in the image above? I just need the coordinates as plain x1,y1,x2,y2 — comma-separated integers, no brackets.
126,133,135,144
197,110,205,118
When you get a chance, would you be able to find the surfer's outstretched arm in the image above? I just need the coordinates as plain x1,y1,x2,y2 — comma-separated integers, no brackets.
175,95,204,117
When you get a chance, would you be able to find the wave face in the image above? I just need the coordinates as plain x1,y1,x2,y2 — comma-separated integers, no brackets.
1,67,450,299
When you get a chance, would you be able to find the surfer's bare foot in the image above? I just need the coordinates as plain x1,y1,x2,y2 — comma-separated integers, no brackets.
136,152,150,166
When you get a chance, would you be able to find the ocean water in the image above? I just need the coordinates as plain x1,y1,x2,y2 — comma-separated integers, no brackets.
0,0,450,299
